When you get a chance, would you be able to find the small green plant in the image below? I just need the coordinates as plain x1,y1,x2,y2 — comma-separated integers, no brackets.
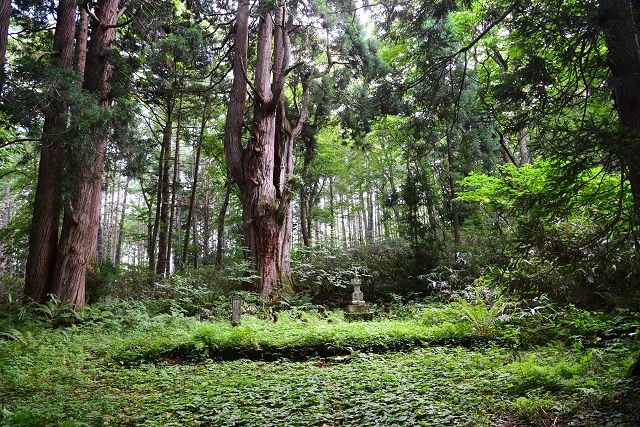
33,295,84,327
0,327,39,350
511,395,556,422
450,297,506,337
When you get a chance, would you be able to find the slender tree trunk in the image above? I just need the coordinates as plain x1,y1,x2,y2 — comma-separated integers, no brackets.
340,193,347,248
446,132,461,246
0,185,9,272
149,138,165,271
215,183,231,268
166,93,183,276
75,7,89,78
192,216,198,268
156,99,174,275
109,175,119,262
518,127,532,165
203,177,210,261
115,177,129,264
24,0,77,302
182,103,208,269
300,186,310,247
50,0,120,309
329,177,335,244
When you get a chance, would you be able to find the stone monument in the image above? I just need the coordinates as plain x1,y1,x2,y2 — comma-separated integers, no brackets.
231,295,242,326
346,275,370,320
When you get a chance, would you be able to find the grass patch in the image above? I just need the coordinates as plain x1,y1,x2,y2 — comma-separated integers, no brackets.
112,312,478,364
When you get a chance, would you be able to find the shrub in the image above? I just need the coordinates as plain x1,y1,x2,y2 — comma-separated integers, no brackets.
291,240,439,306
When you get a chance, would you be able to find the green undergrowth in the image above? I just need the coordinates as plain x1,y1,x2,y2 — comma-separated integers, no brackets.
0,299,638,426
112,313,477,364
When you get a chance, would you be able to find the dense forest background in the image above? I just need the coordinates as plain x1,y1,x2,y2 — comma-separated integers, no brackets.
1,0,638,309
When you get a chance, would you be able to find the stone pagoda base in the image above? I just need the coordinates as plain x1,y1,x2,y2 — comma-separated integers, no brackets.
345,303,372,321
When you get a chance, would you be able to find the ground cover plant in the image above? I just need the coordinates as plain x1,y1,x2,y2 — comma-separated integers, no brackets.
0,296,638,426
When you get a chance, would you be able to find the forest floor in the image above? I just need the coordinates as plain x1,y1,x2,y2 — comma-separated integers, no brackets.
0,300,639,426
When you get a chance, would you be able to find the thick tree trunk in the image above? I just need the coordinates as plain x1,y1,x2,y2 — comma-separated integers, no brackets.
156,100,174,275
24,0,77,303
601,0,640,242
50,0,120,309
600,0,640,373
223,0,307,299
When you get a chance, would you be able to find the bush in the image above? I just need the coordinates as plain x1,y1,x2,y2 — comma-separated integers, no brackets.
291,240,439,306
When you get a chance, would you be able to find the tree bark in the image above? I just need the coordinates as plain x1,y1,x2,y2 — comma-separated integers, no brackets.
115,177,129,264
75,7,89,78
223,0,309,299
182,103,208,269
600,0,640,373
215,183,231,268
0,0,10,78
24,0,77,303
518,127,532,165
50,0,120,309
203,177,211,261
446,131,461,245
156,98,174,275
166,93,183,276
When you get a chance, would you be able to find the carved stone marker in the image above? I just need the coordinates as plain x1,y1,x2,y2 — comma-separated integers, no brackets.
346,276,370,320
231,296,242,326
351,277,365,306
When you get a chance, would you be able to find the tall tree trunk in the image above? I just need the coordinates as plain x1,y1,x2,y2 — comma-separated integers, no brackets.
50,0,120,309
115,177,129,264
24,0,77,303
191,215,198,268
329,177,335,244
300,186,310,247
166,93,183,276
223,0,308,299
75,7,89,78
518,127,532,165
149,136,165,271
0,0,10,82
203,177,211,261
600,0,640,373
446,132,461,246
182,103,208,269
215,183,232,268
156,99,174,275
108,175,118,262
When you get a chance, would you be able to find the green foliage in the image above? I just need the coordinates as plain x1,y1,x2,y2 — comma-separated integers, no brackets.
450,297,506,337
460,161,639,303
0,300,638,426
292,240,439,305
113,312,475,364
